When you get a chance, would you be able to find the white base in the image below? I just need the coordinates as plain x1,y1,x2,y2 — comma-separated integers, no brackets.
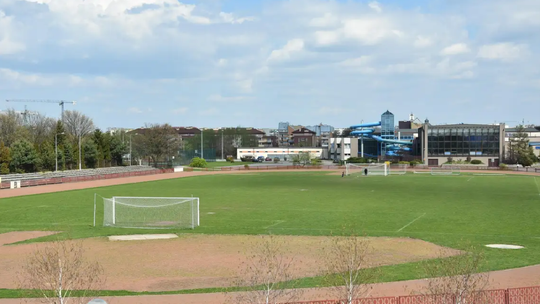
485,244,524,249
108,234,178,241
174,166,184,172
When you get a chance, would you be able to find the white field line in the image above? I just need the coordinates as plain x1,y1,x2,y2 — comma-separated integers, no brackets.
467,177,475,182
397,213,426,232
265,220,285,229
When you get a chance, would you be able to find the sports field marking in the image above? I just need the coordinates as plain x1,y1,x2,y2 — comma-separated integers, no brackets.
467,177,475,182
264,220,285,229
397,213,426,232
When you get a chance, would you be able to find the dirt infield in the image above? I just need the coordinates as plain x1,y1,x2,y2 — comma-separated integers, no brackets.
0,232,459,292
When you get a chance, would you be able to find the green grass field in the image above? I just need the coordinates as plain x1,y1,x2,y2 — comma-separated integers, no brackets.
1,171,540,296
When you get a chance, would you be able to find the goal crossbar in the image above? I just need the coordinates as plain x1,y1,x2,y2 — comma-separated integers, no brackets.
431,167,461,176
102,196,200,229
345,163,388,176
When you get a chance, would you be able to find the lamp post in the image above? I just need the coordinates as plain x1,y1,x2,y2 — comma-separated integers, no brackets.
55,132,65,172
129,134,132,166
78,135,82,170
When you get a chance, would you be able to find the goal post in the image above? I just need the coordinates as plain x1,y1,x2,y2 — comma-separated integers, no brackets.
389,164,408,175
102,196,200,229
431,166,461,176
345,163,388,176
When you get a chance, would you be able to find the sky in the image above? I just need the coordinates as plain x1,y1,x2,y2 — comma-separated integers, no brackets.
0,0,539,130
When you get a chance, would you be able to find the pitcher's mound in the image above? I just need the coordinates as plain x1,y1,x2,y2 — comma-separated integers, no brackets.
108,234,178,241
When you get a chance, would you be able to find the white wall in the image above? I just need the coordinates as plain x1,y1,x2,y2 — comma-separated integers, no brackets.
237,148,323,160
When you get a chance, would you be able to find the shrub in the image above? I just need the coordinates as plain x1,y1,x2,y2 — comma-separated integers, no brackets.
446,157,453,164
470,159,483,165
226,156,234,163
189,157,208,168
398,161,410,165
244,164,249,169
311,158,322,166
273,157,280,163
499,163,508,170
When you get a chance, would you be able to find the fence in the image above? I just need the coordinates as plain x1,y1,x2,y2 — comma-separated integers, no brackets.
0,168,173,190
183,165,347,172
287,285,540,304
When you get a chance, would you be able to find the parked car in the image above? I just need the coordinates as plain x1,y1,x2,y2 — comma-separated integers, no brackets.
252,158,259,162
257,156,265,162
265,157,272,161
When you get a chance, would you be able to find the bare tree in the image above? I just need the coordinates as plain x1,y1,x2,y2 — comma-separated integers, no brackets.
18,239,105,304
229,235,303,304
0,109,24,146
323,233,378,304
417,246,490,304
26,113,57,146
63,110,95,141
132,123,179,166
63,110,95,169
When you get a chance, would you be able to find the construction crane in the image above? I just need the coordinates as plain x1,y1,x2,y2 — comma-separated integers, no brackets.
5,99,76,121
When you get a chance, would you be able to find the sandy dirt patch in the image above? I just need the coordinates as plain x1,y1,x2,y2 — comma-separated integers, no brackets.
0,232,459,292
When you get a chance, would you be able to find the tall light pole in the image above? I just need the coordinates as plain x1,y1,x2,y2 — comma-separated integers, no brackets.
78,135,82,170
221,129,224,160
55,132,65,172
200,129,204,159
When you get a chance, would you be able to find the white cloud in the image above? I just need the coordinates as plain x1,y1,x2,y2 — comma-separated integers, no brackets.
0,68,53,85
342,18,402,45
452,71,474,79
0,38,25,55
172,107,188,114
368,2,383,13
309,13,339,27
0,12,25,55
440,43,470,56
267,39,304,62
219,12,255,24
414,36,433,48
217,59,228,67
314,30,341,46
477,43,529,61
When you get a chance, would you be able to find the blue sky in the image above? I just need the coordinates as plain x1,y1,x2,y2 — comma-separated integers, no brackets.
0,0,539,129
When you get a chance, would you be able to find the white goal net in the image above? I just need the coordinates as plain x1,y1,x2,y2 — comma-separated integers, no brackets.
102,196,199,229
431,167,461,176
389,164,408,175
345,163,388,176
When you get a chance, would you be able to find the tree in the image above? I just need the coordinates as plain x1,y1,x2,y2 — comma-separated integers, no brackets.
508,125,537,166
341,128,352,137
132,124,179,167
18,238,104,304
417,245,489,304
291,152,311,166
109,134,127,166
37,142,56,172
0,109,25,146
84,139,99,169
189,157,208,168
10,139,40,173
323,232,378,304
26,113,57,147
0,141,11,174
63,111,95,169
229,235,303,304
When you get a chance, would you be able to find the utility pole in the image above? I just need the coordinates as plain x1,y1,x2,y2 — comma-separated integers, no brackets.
200,129,204,159
129,134,132,166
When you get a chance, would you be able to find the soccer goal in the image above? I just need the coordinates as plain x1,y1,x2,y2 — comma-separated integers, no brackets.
430,166,461,176
101,196,200,229
389,164,408,175
345,163,388,176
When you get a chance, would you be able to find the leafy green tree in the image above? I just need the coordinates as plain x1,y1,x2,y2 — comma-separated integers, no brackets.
10,139,40,173
0,141,11,174
291,152,312,166
37,143,55,172
132,124,179,167
509,125,537,166
84,139,99,168
63,144,75,170
109,135,127,166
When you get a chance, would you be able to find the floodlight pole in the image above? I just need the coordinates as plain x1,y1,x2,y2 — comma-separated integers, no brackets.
78,135,82,170
221,129,224,160
129,134,132,166
201,129,204,159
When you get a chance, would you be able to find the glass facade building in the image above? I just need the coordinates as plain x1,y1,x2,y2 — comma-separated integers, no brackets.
381,110,395,139
426,125,501,156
